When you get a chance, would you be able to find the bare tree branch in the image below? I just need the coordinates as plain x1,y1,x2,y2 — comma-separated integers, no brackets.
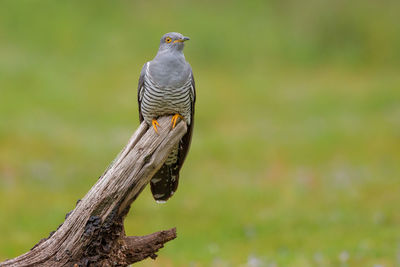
1,116,186,267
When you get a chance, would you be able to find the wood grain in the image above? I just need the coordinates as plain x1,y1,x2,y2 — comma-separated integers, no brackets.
1,116,186,266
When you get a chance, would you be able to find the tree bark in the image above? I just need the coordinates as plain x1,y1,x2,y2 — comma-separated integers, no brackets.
1,116,187,267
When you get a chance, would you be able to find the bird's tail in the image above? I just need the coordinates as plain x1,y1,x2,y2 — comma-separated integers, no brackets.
150,163,180,203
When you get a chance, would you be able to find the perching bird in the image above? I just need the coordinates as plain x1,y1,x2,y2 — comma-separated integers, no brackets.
137,32,196,203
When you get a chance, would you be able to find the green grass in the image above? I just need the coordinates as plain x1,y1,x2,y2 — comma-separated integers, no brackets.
1,1,400,266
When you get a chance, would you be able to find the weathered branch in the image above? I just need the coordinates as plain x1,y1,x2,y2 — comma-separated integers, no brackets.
1,116,187,267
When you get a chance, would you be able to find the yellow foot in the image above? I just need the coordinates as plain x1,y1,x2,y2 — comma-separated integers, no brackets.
152,119,160,134
171,114,183,129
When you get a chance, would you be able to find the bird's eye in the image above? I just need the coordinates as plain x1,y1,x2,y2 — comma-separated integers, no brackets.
165,37,172,43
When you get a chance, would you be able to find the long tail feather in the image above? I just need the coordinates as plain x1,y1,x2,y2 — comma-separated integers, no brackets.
150,163,179,202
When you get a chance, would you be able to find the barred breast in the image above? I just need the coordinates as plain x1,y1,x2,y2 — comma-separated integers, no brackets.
140,62,192,125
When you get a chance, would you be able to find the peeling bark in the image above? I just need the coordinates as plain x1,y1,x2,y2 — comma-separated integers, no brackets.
1,116,186,266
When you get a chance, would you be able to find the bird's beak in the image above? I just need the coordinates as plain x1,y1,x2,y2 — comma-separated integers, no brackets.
173,37,190,43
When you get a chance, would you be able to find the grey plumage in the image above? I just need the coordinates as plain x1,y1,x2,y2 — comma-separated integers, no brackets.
137,32,196,202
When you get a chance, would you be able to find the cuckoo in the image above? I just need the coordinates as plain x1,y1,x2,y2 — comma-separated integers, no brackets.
137,32,196,202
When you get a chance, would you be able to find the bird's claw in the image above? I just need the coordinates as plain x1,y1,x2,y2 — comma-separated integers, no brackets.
152,119,160,134
171,114,183,129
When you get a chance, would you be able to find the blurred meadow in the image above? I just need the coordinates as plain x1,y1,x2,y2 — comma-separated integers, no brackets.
1,0,400,266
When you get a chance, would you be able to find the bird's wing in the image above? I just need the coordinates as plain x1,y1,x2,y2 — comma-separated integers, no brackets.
177,70,196,170
137,62,148,122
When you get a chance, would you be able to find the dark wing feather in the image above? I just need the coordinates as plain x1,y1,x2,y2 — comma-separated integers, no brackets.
137,63,147,122
177,70,196,170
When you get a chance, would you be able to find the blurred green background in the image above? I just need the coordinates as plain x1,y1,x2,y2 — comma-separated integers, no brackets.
1,0,400,266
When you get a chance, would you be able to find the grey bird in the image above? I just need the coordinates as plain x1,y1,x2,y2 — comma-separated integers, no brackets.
137,32,196,202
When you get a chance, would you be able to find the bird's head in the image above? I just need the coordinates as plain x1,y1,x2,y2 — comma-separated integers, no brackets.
159,32,190,52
